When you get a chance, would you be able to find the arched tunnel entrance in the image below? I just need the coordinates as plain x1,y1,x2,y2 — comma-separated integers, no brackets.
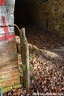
14,0,64,49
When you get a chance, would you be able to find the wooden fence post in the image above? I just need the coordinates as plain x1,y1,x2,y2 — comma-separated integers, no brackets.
20,28,30,90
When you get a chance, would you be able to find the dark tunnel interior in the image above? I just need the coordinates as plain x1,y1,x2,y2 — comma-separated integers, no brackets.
14,0,33,35
14,0,32,28
14,0,64,49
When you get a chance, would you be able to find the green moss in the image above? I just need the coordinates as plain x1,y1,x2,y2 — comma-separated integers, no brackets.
2,83,22,93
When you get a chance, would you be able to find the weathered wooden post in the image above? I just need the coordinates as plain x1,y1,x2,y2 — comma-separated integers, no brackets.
0,0,20,92
20,28,30,90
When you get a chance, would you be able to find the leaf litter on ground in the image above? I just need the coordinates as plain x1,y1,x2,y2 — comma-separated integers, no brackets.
3,43,64,96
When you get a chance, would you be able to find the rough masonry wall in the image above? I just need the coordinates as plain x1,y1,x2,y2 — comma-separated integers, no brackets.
15,0,64,37
27,0,48,29
0,0,20,89
48,0,64,37
27,0,64,37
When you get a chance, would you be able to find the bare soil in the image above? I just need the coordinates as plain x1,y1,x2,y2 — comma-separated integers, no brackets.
25,25,64,49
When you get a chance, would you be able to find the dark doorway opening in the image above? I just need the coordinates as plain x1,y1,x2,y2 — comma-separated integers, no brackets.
14,0,31,29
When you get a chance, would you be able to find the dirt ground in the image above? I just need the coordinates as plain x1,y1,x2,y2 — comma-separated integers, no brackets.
25,25,64,49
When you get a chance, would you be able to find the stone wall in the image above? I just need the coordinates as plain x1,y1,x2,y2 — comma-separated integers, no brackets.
26,0,64,37
27,0,48,29
15,0,64,37
48,0,64,37
0,0,20,90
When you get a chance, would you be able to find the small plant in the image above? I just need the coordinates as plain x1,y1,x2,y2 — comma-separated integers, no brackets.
30,54,34,59
20,72,23,77
30,63,34,70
